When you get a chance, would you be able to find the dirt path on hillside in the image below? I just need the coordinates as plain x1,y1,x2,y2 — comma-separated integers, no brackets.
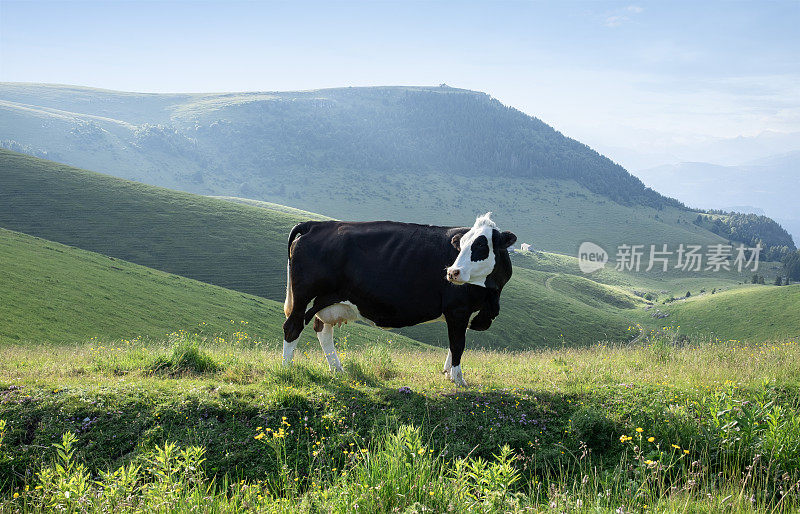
629,325,645,344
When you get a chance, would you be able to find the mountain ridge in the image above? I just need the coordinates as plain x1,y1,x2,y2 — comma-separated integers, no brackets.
0,82,792,255
0,82,675,207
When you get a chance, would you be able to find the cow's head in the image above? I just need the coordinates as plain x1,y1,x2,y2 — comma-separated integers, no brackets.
446,213,516,287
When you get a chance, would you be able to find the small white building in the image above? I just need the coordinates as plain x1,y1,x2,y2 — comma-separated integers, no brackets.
519,243,532,252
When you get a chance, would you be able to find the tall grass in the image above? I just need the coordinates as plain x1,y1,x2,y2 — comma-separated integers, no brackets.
4,421,798,512
1,332,799,511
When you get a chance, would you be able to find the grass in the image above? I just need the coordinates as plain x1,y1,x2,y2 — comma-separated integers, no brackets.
1,331,799,511
3,149,795,348
508,249,800,345
654,285,800,342
0,150,634,348
0,149,323,301
0,227,426,349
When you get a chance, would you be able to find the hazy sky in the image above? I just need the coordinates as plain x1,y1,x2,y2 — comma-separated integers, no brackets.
2,0,798,167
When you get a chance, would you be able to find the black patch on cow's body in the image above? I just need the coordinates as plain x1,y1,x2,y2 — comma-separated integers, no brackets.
283,220,515,368
470,235,490,261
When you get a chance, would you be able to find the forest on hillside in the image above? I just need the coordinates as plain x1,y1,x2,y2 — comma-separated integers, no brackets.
695,212,796,261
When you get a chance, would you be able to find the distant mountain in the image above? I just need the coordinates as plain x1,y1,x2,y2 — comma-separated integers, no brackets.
744,149,800,169
0,82,791,254
687,131,800,167
635,159,799,245
604,131,800,170
0,83,676,206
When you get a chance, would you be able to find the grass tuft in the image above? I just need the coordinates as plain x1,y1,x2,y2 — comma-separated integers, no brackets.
148,334,219,375
1,332,799,511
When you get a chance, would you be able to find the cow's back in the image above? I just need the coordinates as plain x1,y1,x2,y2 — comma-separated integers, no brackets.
289,221,466,327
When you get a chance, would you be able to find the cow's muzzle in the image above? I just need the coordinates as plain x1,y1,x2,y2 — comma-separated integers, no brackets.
446,267,466,284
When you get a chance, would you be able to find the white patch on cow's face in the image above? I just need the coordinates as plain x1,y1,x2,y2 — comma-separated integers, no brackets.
446,213,496,287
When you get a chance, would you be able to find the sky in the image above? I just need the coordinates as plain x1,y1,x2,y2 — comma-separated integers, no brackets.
1,0,799,169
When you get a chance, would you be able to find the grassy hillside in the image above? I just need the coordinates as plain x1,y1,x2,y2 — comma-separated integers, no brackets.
1,334,798,511
510,249,762,298
0,149,318,301
401,266,638,349
3,83,786,256
506,249,800,343
2,150,795,347
208,196,333,219
236,171,730,255
0,150,638,348
0,227,423,349
653,285,800,341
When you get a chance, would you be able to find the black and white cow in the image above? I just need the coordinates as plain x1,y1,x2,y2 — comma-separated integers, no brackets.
282,213,516,386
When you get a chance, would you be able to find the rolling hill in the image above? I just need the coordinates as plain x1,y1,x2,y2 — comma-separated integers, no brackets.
1,150,796,348
0,150,638,348
653,284,800,342
0,226,423,349
2,83,792,256
0,149,313,301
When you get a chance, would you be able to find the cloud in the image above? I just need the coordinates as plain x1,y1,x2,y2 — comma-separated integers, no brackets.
605,15,628,27
605,5,643,27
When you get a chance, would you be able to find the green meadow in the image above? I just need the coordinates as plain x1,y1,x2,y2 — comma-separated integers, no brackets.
2,149,792,349
1,149,799,512
1,332,798,511
0,149,313,301
0,227,422,349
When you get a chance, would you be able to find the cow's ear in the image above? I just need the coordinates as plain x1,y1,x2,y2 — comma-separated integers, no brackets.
451,233,463,250
497,231,517,249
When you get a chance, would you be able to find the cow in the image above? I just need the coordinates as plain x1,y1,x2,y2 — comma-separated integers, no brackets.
281,213,516,386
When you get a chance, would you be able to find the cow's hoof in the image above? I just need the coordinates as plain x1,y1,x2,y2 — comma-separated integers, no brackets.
442,367,452,380
450,365,467,387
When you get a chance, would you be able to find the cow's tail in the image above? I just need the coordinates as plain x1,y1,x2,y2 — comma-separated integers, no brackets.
287,222,312,259
284,222,313,318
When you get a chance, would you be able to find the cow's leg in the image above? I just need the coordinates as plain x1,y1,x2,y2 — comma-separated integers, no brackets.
442,349,453,379
445,312,470,387
315,317,344,373
282,296,309,366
